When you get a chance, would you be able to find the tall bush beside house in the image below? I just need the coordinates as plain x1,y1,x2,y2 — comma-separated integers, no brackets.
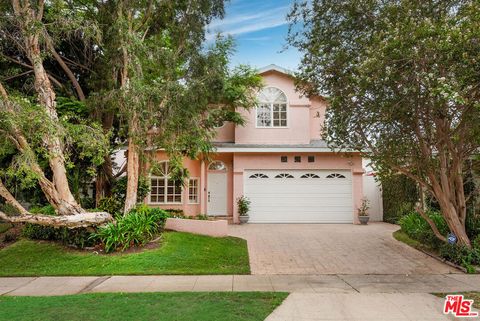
382,175,419,223
237,196,250,224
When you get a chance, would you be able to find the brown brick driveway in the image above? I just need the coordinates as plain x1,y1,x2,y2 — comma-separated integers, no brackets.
229,223,459,275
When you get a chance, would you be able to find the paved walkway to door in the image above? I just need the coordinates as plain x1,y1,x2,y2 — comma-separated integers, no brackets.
229,223,458,275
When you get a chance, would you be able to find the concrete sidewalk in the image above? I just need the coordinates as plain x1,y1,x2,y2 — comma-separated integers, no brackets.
265,293,471,321
1,274,479,296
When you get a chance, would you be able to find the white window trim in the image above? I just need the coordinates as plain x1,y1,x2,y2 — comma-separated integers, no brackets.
255,87,289,129
148,161,183,205
188,177,200,204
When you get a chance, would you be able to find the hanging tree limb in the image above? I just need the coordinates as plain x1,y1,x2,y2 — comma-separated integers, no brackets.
45,34,86,101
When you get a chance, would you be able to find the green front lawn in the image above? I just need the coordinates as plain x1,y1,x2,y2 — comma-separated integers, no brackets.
0,232,250,276
0,292,288,321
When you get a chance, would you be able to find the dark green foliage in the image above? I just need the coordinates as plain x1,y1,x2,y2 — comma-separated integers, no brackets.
22,224,96,249
466,210,480,240
400,211,480,271
0,222,12,234
399,211,449,249
382,175,418,223
97,197,124,217
237,196,251,216
164,209,184,216
3,231,17,243
111,176,150,203
92,205,168,253
0,203,19,216
97,176,150,216
29,205,56,216
439,244,480,272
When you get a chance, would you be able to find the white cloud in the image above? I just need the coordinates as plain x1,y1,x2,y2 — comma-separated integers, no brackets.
207,5,290,40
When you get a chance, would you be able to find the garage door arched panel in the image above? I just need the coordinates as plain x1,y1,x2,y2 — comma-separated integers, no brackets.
245,170,353,223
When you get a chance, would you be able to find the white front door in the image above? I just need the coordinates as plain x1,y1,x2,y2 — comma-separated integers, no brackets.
207,172,227,216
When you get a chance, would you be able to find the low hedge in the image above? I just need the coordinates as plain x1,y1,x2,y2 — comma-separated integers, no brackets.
399,210,480,272
23,224,96,248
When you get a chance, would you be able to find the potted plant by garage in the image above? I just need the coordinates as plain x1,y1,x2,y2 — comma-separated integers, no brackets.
237,196,251,224
358,198,370,225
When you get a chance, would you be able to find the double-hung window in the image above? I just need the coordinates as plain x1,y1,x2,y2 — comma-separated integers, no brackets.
256,87,288,127
188,178,199,204
150,161,182,204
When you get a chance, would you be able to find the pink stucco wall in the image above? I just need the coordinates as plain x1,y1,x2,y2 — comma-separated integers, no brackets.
232,70,328,145
165,218,228,237
214,122,235,142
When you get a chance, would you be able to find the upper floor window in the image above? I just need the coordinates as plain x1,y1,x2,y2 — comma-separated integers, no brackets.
256,87,288,127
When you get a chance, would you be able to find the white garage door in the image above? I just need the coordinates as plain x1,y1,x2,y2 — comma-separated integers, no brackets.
244,170,353,223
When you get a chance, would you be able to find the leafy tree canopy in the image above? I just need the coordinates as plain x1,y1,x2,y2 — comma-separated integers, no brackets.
288,0,480,246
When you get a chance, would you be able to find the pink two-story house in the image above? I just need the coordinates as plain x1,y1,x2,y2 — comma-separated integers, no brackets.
147,65,369,224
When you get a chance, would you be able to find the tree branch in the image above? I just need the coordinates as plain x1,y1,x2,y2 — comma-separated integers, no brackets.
45,35,86,101
1,54,64,89
416,205,447,242
0,178,28,215
0,210,113,228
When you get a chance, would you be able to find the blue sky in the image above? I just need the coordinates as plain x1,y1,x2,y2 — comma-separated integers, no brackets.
207,0,301,71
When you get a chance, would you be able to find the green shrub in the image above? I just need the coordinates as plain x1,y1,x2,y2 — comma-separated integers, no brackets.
29,205,56,216
92,205,168,253
3,231,17,243
466,211,480,240
165,209,184,217
237,196,250,216
22,224,96,248
399,210,449,249
97,197,124,217
0,203,21,216
97,176,151,216
439,243,480,272
382,174,418,223
0,222,12,234
195,214,209,220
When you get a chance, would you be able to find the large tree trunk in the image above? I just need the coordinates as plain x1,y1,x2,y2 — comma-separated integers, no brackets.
11,0,84,216
124,135,139,214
